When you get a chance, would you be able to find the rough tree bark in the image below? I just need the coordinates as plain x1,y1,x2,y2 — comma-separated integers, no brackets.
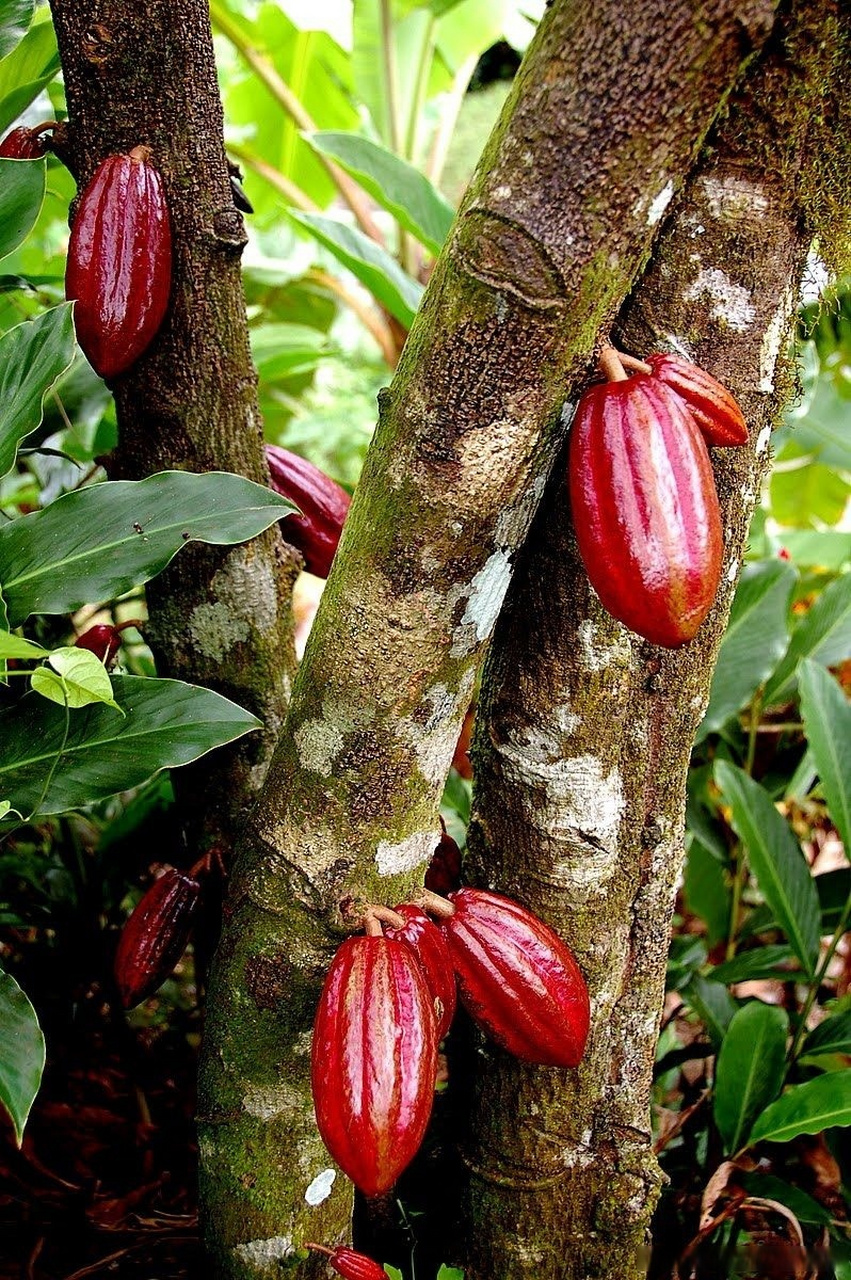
47,0,299,849
461,2,851,1278
197,1,778,1274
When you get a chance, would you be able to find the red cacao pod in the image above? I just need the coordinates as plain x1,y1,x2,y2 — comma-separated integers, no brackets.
114,867,200,1008
75,624,122,667
424,825,463,897
311,933,437,1197
265,445,350,578
384,904,457,1040
434,888,590,1068
0,126,47,159
647,353,748,447
65,146,172,379
306,1245,387,1280
568,374,723,648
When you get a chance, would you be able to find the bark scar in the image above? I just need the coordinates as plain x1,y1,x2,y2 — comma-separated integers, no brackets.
452,209,566,311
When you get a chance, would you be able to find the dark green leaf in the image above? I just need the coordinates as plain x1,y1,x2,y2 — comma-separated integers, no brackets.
801,1010,851,1059
681,974,737,1047
0,154,44,261
684,839,730,946
0,0,34,59
713,1001,788,1152
0,675,261,816
749,1070,851,1146
764,574,851,706
0,470,297,625
667,935,708,989
799,660,851,856
714,762,820,975
0,304,75,476
707,945,799,986
740,1173,833,1225
0,966,44,1144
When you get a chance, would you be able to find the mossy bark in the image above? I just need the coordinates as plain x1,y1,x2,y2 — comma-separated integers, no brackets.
197,1,779,1274
460,3,851,1277
47,0,298,849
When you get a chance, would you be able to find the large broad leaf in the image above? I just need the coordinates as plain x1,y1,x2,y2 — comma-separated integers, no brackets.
249,321,329,383
713,1001,788,1153
352,3,435,150
290,211,424,326
307,131,454,255
780,531,851,570
0,470,297,626
698,560,796,740
0,966,44,1144
0,675,261,817
801,1009,851,1060
785,372,851,472
0,304,75,477
0,154,45,261
770,448,851,530
749,1070,851,1146
799,660,851,857
0,19,59,133
764,573,851,707
714,762,821,976
0,0,34,60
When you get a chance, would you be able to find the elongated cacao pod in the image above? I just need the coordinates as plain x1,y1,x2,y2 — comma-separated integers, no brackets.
311,935,437,1197
0,127,47,159
648,353,748,447
265,445,351,578
307,1246,387,1280
114,868,200,1008
66,146,172,379
384,904,457,1040
568,375,723,648
435,888,590,1068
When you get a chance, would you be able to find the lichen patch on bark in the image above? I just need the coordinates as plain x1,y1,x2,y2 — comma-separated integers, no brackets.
683,267,757,331
375,829,437,876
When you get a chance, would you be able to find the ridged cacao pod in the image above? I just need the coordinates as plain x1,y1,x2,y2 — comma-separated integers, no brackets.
647,353,748,447
75,624,122,667
265,445,350,579
568,374,723,648
436,888,590,1068
114,867,200,1008
0,126,47,159
66,146,172,379
424,826,462,897
311,934,437,1197
307,1246,387,1280
384,904,457,1040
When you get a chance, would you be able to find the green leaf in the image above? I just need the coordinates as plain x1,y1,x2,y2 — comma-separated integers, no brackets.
0,470,297,626
749,1070,851,1146
779,531,851,570
740,1173,833,1225
0,19,59,133
684,839,730,946
800,1010,851,1060
707,945,799,986
307,131,454,255
30,647,119,710
0,304,76,477
249,322,328,383
698,560,796,739
681,973,737,1048
0,154,45,261
290,211,424,327
436,1268,465,1280
0,966,44,1144
714,762,821,976
713,1001,788,1153
0,0,34,60
770,456,851,529
764,573,851,706
0,675,261,816
0,631,45,659
798,660,851,856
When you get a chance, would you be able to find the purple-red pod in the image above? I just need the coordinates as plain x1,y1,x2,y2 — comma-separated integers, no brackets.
0,126,47,159
305,1244,387,1280
75,625,123,667
114,868,200,1008
265,445,351,578
647,353,748,447
385,904,457,1040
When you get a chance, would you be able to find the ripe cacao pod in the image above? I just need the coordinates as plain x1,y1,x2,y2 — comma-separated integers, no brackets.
75,624,123,667
434,888,590,1068
65,146,172,379
424,824,463,897
0,126,47,159
384,904,457,1040
568,374,723,648
265,445,350,579
311,933,437,1197
114,867,200,1008
306,1245,387,1280
647,353,747,447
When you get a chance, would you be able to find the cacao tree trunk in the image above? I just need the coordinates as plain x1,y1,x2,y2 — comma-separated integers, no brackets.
460,2,851,1277
197,1,778,1273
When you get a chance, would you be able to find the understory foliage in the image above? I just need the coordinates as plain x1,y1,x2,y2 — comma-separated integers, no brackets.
0,2,851,1277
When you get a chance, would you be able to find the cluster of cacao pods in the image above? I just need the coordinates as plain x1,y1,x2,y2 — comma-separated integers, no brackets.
265,445,351,579
311,884,589,1197
568,347,747,648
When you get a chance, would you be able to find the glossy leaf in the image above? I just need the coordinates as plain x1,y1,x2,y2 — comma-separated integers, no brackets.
0,0,34,60
290,211,423,326
0,966,44,1144
0,470,297,625
715,762,820,975
681,974,737,1048
30,648,119,710
307,130,454,254
749,1070,851,1146
764,573,851,706
707,945,799,986
0,153,44,261
799,660,851,856
714,1001,788,1152
0,19,59,133
0,675,261,817
800,1010,851,1060
698,560,796,739
0,304,75,477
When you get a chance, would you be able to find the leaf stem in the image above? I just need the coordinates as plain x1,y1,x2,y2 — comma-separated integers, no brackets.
789,890,851,1062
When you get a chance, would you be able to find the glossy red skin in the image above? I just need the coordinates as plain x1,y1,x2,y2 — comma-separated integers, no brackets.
265,445,351,578
385,904,457,1040
648,353,748,447
66,149,172,379
0,127,46,158
75,624,122,667
439,888,590,1068
114,868,199,1008
568,375,723,648
311,935,437,1197
424,828,463,896
328,1248,387,1280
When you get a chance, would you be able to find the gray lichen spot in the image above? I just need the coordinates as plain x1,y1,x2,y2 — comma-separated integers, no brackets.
700,174,770,220
399,671,476,785
450,550,514,657
188,600,250,662
242,1083,299,1121
233,1236,294,1272
759,285,795,392
684,268,756,332
212,546,280,636
375,829,437,877
576,618,633,672
495,466,547,545
294,717,345,776
305,1168,336,1205
640,179,674,226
